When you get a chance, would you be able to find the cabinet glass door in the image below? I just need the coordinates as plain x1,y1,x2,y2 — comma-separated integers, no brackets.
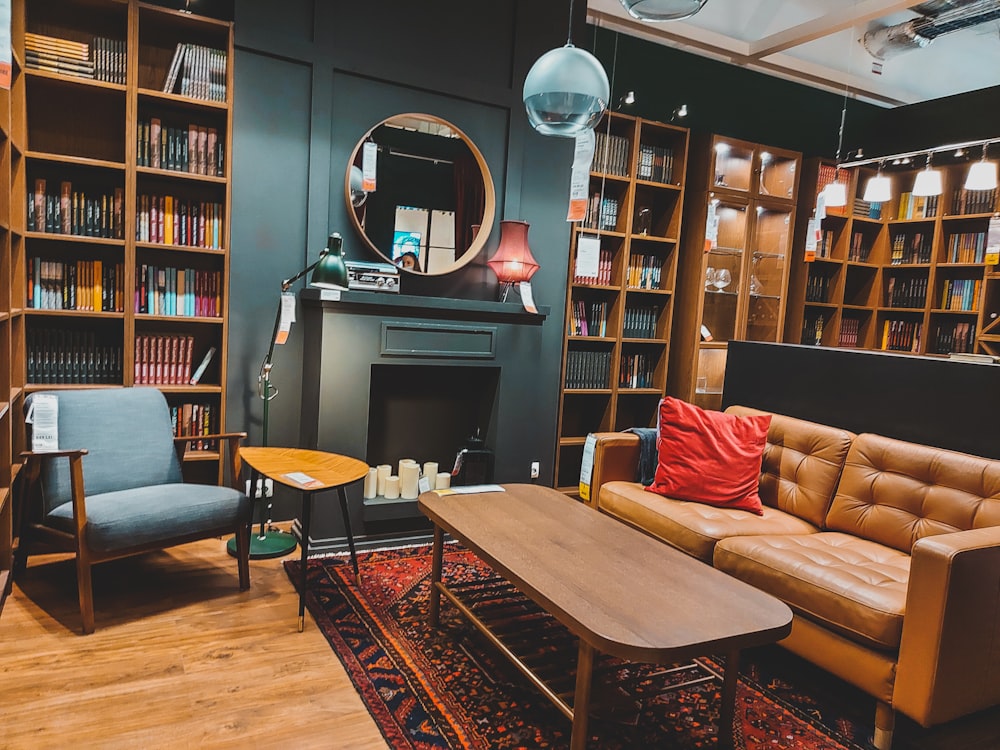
702,198,748,342
711,139,754,193
746,204,792,342
758,149,798,201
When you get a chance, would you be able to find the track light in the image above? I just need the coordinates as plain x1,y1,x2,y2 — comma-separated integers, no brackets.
965,143,998,191
912,152,942,197
862,163,892,204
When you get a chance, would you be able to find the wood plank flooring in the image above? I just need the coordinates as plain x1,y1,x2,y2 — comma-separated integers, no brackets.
0,536,389,750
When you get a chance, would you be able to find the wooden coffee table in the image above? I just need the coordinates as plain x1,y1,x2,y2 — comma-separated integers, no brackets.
418,483,793,749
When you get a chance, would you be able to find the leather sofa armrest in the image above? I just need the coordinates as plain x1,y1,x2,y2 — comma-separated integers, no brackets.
894,526,1000,727
584,432,640,508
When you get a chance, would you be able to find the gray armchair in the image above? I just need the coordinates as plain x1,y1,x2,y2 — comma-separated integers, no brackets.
18,387,252,634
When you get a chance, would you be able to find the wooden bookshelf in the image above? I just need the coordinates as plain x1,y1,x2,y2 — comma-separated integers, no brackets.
787,156,999,357
669,133,801,411
15,0,234,482
554,113,689,494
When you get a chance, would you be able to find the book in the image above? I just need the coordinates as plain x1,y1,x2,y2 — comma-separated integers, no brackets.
163,43,187,93
189,346,217,385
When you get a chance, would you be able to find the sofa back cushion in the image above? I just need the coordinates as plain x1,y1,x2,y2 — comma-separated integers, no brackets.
826,432,1000,553
725,406,854,528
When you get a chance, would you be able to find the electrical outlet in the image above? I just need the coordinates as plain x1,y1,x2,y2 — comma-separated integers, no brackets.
530,461,540,479
263,478,274,498
244,478,267,499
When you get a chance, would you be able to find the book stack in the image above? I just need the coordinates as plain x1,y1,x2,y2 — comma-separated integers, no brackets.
28,179,125,239
637,144,675,184
940,278,981,312
619,352,653,389
582,194,619,232
170,402,217,452
27,328,122,385
622,305,658,338
896,192,939,220
626,254,661,289
838,318,860,347
163,43,228,102
568,300,608,337
573,248,612,285
25,33,94,79
889,231,932,265
854,198,882,220
564,350,611,389
881,320,922,352
136,193,225,249
134,265,222,318
848,230,873,262
947,231,988,263
27,257,125,312
137,118,223,177
134,334,197,385
886,276,927,308
805,272,829,303
950,188,998,216
933,321,977,354
593,131,630,177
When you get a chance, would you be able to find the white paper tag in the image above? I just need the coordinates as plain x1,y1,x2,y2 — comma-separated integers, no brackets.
284,471,322,488
418,475,431,494
434,484,505,496
578,433,597,501
705,201,719,251
319,289,342,301
567,130,595,222
362,141,378,192
814,190,827,222
575,234,600,280
275,292,296,345
519,281,538,314
26,394,59,452
805,217,819,256
986,216,1000,265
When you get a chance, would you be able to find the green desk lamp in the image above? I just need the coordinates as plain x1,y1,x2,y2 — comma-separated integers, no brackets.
228,233,349,559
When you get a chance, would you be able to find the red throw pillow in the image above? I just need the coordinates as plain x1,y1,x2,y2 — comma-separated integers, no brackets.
645,397,770,515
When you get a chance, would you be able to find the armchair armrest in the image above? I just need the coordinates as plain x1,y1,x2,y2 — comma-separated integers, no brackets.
895,526,1000,727
19,448,89,534
583,432,640,508
173,432,246,492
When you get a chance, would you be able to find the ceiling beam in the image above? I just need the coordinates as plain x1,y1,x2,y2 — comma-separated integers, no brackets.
747,0,918,59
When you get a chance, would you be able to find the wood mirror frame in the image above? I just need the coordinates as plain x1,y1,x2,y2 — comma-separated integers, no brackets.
344,113,496,276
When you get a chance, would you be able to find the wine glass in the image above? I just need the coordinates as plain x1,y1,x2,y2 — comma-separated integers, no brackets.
712,268,732,292
705,266,716,290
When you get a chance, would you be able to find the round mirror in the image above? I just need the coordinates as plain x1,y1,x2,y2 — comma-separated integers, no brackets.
344,113,496,275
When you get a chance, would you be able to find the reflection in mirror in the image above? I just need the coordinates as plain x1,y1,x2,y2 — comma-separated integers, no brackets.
345,114,496,276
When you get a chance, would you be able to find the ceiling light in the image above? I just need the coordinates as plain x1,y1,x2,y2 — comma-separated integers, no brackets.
912,152,942,197
824,179,848,208
965,144,998,191
523,0,609,138
862,164,892,204
620,0,709,21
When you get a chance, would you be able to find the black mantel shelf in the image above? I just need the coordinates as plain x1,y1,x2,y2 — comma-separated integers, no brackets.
300,287,549,324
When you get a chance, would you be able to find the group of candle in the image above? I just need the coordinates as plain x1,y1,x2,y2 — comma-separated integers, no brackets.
362,458,451,500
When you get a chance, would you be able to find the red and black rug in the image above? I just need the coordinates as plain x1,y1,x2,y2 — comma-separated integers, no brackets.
285,543,874,749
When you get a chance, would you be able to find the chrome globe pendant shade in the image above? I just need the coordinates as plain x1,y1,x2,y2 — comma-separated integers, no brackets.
619,0,709,21
523,0,610,138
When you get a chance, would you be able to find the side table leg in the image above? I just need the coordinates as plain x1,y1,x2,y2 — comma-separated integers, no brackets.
429,525,443,627
298,490,313,633
570,640,595,750
718,649,740,750
338,486,359,580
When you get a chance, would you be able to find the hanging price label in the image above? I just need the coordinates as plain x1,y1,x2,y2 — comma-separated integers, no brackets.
362,141,378,192
986,216,1000,266
568,130,596,222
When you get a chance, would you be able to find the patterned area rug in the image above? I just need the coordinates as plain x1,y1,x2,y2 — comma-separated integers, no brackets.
285,543,874,749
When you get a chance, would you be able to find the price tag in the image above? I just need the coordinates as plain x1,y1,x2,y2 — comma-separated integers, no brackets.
567,130,595,222
986,216,1000,266
804,217,819,262
578,433,597,502
575,234,600,280
704,200,719,252
519,281,538,314
274,292,295,345
362,141,378,192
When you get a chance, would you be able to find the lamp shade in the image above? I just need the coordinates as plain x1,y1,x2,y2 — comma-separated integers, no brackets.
523,44,609,138
620,0,709,21
487,220,539,284
310,233,350,290
862,174,892,204
823,180,848,208
965,160,999,191
912,167,943,197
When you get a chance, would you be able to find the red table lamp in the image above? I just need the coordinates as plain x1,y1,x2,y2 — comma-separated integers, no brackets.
487,220,539,301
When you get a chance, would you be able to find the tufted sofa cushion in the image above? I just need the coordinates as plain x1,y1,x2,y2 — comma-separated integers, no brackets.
826,433,1000,553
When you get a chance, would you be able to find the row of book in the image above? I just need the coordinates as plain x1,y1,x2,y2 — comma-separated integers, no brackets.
848,231,874,262
931,321,976,355
136,266,223,318
593,132,630,177
573,248,613,285
626,254,662,290
805,273,830,303
940,278,981,312
801,315,824,346
581,195,620,232
619,353,654,389
27,328,122,385
839,317,861,347
623,305,660,338
134,334,215,386
564,350,611,390
136,194,224,249
28,258,125,312
946,231,989,263
163,43,228,103
25,32,125,84
885,276,927,309
170,402,217,452
889,232,933,265
568,300,608,337
29,180,125,239
138,119,224,177
896,192,939,220
949,188,997,216
813,228,837,259
881,319,923,352
854,198,883,220
637,144,675,184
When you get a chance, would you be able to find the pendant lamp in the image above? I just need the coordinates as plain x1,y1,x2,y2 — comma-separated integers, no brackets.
862,164,892,204
619,0,709,21
487,220,540,301
965,144,998,191
912,153,943,197
523,0,609,138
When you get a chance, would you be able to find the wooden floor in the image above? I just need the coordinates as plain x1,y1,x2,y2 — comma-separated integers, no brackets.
0,536,389,750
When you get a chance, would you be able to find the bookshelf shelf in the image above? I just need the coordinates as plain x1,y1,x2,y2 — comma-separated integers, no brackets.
25,232,124,245
137,88,228,110
26,151,126,171
136,165,226,184
25,69,127,92
26,308,125,319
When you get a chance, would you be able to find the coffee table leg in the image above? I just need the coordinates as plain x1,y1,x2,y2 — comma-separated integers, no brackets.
570,640,595,750
338,485,359,580
298,490,313,633
718,649,740,750
429,525,443,627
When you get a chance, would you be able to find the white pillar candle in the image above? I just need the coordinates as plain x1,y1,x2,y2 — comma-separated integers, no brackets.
400,462,420,499
376,464,392,496
399,457,417,477
423,462,439,489
363,467,378,499
436,472,451,490
384,475,401,500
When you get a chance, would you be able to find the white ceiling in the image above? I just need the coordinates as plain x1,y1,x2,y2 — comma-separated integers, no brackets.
587,0,1000,107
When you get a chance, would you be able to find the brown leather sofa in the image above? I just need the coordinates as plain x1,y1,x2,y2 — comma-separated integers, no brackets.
587,405,1000,750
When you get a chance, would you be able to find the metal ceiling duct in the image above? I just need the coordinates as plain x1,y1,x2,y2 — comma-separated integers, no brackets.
863,0,1000,60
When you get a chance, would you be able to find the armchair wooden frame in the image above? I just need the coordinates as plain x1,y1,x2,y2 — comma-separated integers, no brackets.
18,432,251,634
